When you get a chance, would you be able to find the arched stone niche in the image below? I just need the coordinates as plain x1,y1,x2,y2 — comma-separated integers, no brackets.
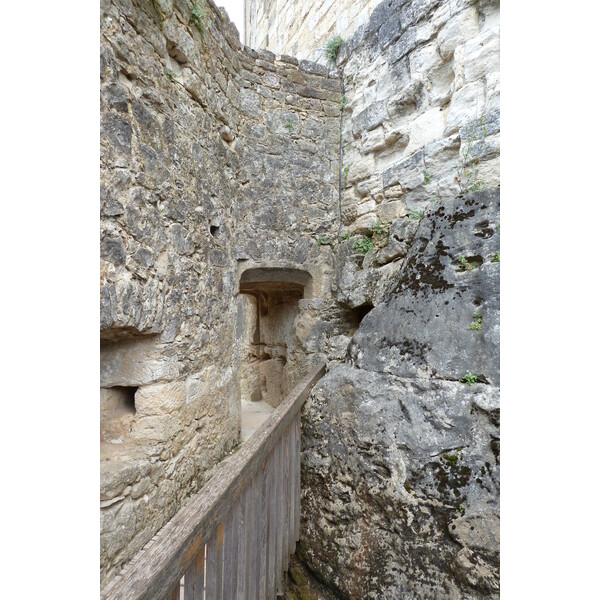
238,264,315,298
237,264,314,407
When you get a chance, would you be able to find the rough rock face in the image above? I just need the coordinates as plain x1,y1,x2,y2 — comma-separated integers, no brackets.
336,0,500,237
351,189,500,386
300,189,500,599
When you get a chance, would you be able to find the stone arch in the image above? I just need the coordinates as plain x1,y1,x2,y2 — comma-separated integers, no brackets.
238,264,315,298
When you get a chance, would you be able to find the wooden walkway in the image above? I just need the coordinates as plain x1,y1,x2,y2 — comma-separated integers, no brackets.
101,363,325,600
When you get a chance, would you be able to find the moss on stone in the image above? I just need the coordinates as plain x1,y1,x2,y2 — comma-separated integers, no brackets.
443,453,458,465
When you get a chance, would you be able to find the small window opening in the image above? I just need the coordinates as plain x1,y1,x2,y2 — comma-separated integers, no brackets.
100,386,138,442
109,386,138,416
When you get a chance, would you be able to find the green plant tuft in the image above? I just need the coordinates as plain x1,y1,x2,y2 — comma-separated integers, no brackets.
459,372,479,384
340,94,348,109
491,251,500,263
352,235,374,255
370,219,384,235
443,453,458,466
342,164,350,178
284,118,294,131
323,35,344,65
315,235,333,246
409,209,424,220
144,0,164,30
422,169,431,184
458,255,476,271
340,230,351,241
165,68,178,83
467,312,482,331
189,0,205,39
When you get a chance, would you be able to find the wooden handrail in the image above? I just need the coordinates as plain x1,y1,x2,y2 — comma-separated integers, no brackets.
101,362,326,600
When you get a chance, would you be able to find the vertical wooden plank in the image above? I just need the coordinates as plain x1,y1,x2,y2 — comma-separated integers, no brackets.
258,461,268,600
224,499,239,600
206,532,216,599
244,482,252,597
215,521,225,600
295,413,301,542
184,545,205,600
282,425,290,574
246,472,258,600
289,416,297,557
268,445,277,599
276,435,284,595
236,489,246,600
166,582,180,600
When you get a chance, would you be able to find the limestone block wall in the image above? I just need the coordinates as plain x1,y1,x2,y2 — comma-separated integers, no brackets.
245,0,382,63
328,0,500,311
100,0,340,587
339,0,499,231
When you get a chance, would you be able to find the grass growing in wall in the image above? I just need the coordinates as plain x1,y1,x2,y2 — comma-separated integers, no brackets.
458,255,477,271
189,0,205,40
467,312,482,331
353,236,374,255
144,0,164,30
314,235,334,246
323,35,344,65
459,372,479,384
165,68,178,82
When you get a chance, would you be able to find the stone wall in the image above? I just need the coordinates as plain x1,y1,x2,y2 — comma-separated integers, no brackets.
100,0,500,595
100,0,341,586
245,0,382,63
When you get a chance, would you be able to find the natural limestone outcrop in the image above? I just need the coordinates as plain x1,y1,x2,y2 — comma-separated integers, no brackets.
300,189,500,599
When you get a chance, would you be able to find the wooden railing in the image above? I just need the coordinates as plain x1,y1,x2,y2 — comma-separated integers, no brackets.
101,363,326,600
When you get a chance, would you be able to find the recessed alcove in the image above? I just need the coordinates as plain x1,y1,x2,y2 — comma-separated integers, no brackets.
238,266,313,412
342,302,374,336
100,385,139,442
100,330,165,444
351,302,374,324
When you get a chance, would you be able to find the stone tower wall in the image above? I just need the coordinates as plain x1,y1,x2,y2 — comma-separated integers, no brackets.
244,0,382,62
100,0,341,586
